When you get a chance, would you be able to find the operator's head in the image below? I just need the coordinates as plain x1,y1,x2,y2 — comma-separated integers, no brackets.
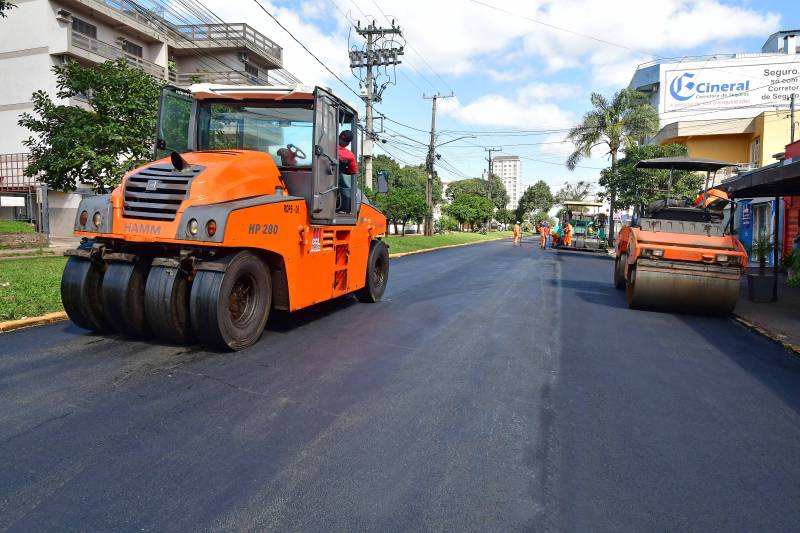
339,130,353,147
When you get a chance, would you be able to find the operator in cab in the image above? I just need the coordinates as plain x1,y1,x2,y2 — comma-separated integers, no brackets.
338,130,357,213
339,130,357,175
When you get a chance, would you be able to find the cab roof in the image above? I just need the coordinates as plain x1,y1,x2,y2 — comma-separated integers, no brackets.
189,84,317,101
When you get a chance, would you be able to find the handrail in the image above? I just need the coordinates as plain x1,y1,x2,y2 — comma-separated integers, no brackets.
70,31,166,78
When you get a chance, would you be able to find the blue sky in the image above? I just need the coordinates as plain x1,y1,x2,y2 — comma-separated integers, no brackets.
208,0,799,192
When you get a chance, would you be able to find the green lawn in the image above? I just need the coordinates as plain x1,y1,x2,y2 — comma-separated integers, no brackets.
385,231,514,255
0,219,35,234
0,256,66,320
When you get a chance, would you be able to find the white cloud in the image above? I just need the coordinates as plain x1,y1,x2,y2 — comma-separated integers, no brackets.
438,82,577,128
199,0,780,91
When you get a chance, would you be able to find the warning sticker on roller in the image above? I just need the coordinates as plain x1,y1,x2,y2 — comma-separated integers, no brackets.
311,227,322,252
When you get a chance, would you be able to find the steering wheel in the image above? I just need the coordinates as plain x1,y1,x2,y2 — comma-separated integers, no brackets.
286,143,307,160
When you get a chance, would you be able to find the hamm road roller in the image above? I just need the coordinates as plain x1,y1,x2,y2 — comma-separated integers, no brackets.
62,84,389,350
613,157,747,315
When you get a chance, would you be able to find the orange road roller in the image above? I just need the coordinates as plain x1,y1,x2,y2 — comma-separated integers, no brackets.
613,157,747,315
62,84,389,350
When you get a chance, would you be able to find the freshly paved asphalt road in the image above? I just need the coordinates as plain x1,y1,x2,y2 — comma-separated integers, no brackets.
2,238,800,532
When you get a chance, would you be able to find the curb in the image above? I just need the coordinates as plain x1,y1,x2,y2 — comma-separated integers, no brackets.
732,314,800,356
0,311,68,333
389,235,511,259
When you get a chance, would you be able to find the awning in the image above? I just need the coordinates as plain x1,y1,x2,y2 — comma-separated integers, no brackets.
726,159,800,198
635,156,735,172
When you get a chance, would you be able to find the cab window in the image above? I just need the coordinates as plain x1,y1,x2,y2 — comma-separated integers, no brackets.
196,102,313,167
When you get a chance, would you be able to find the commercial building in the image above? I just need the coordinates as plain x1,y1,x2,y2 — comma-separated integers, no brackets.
628,29,800,267
491,155,521,210
0,0,298,236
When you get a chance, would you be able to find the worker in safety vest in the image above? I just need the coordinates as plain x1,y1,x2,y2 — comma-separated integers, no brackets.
563,222,573,247
513,222,521,246
539,221,549,249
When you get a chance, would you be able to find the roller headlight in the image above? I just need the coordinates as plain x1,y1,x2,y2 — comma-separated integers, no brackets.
187,218,199,236
716,254,729,263
92,211,102,228
206,220,217,237
79,210,89,227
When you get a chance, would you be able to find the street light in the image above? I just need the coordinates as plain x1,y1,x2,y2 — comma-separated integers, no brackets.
435,134,477,148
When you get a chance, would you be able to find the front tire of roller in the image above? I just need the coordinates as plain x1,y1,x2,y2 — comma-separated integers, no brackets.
61,255,110,333
355,240,389,303
144,264,193,344
190,251,271,351
613,253,626,290
102,259,151,338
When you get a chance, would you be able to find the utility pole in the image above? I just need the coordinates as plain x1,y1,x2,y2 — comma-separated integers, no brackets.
423,92,453,236
350,21,404,190
485,147,501,229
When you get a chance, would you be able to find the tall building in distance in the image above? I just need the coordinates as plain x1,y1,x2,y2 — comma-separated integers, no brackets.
491,155,521,210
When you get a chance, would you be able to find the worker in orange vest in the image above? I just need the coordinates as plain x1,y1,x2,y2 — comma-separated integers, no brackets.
563,222,573,247
539,221,549,249
513,222,521,246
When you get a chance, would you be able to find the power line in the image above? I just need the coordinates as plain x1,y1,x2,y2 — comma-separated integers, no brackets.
250,0,363,100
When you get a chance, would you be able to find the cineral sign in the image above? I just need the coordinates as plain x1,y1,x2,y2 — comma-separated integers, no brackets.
662,58,800,115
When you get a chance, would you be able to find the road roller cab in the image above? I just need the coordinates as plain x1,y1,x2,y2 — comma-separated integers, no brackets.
62,84,390,350
613,157,747,315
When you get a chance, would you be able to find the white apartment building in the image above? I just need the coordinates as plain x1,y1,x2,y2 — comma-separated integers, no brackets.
0,0,298,236
491,155,521,210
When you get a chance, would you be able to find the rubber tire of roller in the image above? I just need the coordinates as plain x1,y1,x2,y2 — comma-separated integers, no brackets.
61,255,111,333
355,240,389,303
190,251,271,351
144,264,193,344
613,253,626,290
102,260,151,338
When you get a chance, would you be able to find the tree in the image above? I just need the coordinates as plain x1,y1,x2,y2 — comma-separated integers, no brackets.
554,180,594,205
377,188,426,236
495,208,516,226
19,59,162,192
566,88,658,244
600,143,702,211
0,1,16,17
516,180,553,221
445,193,493,229
445,175,508,210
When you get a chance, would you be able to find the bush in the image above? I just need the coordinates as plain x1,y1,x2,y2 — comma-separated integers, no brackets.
435,215,459,233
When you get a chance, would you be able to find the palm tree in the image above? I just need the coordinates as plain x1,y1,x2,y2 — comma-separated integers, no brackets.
566,89,659,246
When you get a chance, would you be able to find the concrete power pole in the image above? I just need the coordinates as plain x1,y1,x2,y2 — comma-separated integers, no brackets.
350,21,403,190
485,147,501,229
423,93,453,236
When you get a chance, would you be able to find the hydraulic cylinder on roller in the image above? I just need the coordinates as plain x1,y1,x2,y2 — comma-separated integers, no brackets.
61,84,391,350
613,157,748,316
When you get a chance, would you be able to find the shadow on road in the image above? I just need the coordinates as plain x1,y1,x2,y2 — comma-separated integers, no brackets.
267,295,358,333
677,313,800,414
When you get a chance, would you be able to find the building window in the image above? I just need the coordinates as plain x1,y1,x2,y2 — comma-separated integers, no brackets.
244,63,259,81
749,137,761,168
122,40,143,58
72,17,97,39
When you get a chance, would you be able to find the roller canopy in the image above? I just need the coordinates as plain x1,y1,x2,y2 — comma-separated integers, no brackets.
635,157,735,171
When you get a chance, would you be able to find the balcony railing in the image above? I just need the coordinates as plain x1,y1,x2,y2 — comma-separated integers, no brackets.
0,153,39,192
172,23,282,66
70,30,167,79
172,70,269,86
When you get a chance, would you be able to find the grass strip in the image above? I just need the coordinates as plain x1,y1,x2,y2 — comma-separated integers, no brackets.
0,256,66,320
385,231,513,255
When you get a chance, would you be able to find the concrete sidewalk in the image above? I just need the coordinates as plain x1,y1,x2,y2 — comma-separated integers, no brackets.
735,273,800,351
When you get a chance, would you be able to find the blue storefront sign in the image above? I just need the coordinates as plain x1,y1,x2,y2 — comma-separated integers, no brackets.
738,199,752,255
